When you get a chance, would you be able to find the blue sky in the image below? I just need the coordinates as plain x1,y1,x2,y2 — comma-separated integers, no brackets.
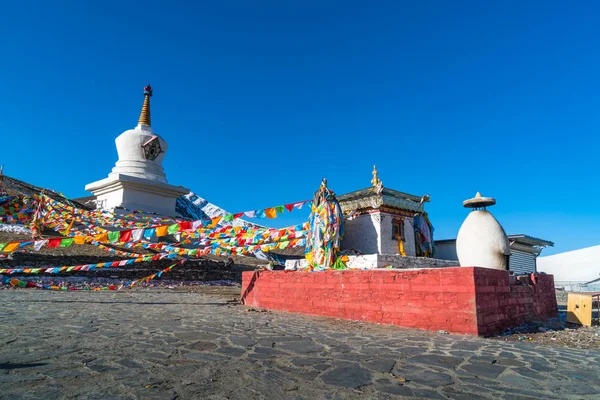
1,1,598,255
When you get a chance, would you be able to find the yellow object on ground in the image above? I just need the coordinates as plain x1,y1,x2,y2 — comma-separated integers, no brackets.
567,293,593,326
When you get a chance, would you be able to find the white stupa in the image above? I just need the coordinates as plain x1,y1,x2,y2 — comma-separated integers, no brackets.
456,192,510,270
85,85,190,216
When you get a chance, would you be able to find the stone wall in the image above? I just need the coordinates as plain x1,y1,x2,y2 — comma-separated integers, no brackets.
285,254,458,270
376,254,457,269
241,267,559,336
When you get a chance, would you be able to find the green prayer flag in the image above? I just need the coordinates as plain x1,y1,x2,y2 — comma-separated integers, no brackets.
275,205,285,214
223,214,234,222
0,243,6,252
168,224,179,234
108,231,120,242
60,238,74,247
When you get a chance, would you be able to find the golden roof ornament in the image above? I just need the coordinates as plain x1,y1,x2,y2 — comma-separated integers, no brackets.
371,165,382,187
138,84,153,127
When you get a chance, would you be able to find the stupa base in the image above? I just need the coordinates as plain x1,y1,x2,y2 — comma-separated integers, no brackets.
241,267,558,336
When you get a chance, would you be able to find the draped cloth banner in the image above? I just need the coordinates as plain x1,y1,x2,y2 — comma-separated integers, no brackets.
304,180,344,270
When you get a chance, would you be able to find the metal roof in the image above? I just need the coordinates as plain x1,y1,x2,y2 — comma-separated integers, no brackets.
507,234,554,248
435,235,554,248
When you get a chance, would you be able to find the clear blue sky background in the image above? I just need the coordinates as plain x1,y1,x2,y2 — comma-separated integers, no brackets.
1,1,598,255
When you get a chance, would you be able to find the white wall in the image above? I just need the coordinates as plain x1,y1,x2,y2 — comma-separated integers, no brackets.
97,187,179,217
342,212,417,256
435,241,459,261
538,245,600,283
341,213,380,254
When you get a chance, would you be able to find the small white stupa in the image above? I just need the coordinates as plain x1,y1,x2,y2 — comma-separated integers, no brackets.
85,85,190,216
456,192,510,270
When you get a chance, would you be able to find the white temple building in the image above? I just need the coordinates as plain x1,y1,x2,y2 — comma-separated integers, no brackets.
285,167,456,270
85,85,190,216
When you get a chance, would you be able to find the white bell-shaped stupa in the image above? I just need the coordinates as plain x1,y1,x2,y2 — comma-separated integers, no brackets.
85,85,189,216
456,192,510,270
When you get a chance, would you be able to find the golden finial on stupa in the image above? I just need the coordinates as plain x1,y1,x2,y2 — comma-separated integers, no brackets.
371,165,382,187
138,85,153,126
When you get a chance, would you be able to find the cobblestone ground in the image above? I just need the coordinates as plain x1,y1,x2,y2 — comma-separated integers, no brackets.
1,290,599,400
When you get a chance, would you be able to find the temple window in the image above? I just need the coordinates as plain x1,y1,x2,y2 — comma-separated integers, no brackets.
392,218,404,241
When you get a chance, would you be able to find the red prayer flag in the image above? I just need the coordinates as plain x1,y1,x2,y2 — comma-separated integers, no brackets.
234,213,244,219
120,230,132,242
284,204,294,212
47,238,62,248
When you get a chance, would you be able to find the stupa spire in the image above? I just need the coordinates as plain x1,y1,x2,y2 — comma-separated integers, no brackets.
138,85,153,127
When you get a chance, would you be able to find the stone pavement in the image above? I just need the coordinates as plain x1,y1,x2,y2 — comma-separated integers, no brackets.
0,290,599,400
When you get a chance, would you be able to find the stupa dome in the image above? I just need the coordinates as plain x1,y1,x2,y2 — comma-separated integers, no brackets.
109,85,169,183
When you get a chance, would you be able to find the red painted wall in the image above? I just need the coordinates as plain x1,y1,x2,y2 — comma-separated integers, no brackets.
474,268,558,336
241,267,558,336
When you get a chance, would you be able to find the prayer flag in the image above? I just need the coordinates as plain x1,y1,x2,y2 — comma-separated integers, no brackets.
120,230,132,242
156,226,169,237
47,238,62,248
108,231,120,243
132,229,144,241
60,238,74,247
3,242,19,253
144,228,156,240
192,221,203,230
293,202,306,210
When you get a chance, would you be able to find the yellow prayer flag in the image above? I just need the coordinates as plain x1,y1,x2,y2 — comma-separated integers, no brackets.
74,236,86,245
155,225,169,237
95,233,108,242
3,243,20,253
209,216,222,228
265,208,277,218
62,219,74,236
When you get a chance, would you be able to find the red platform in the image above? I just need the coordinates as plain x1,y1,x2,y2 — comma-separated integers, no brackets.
240,267,558,336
